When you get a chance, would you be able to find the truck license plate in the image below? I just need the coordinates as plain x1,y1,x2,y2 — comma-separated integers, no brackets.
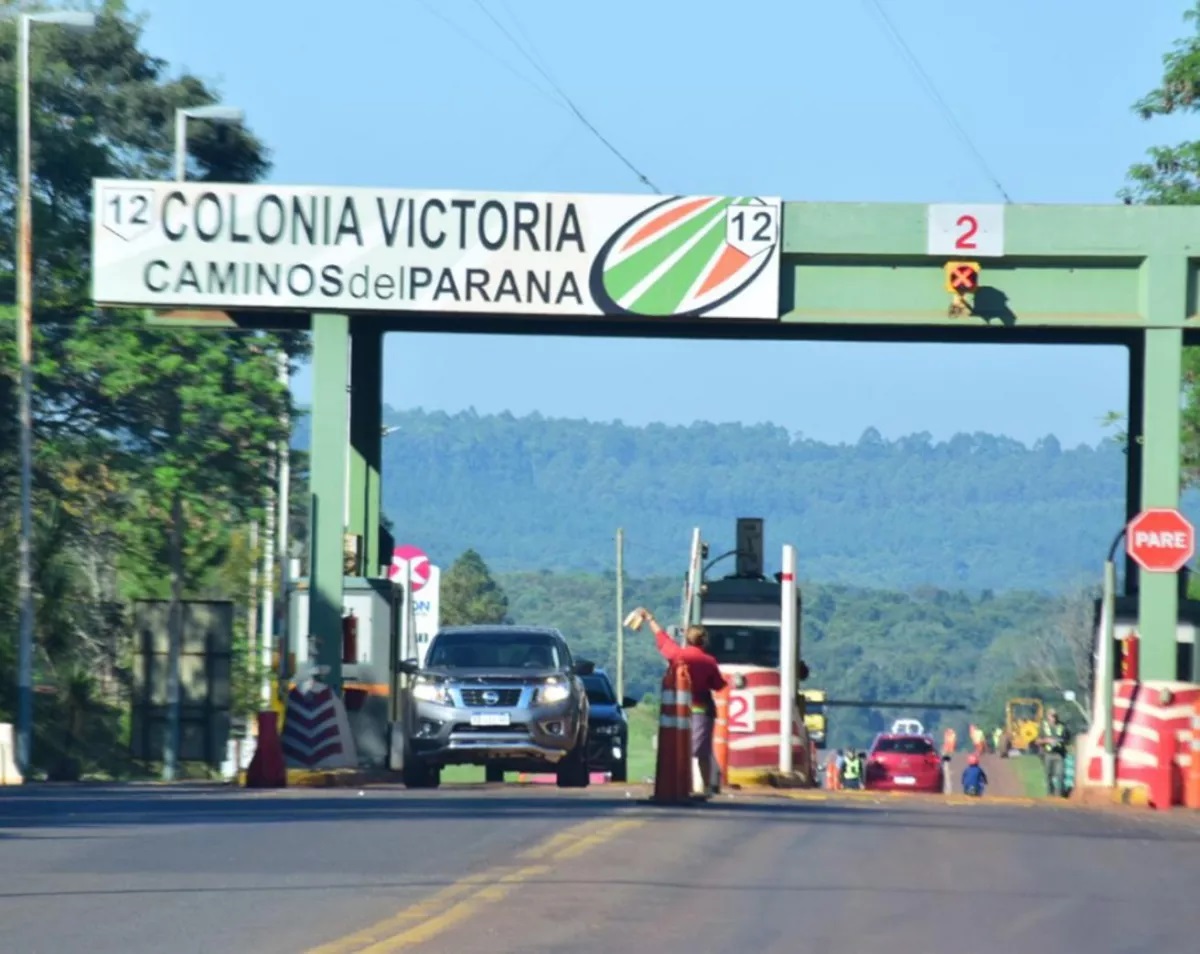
470,713,511,727
894,776,916,785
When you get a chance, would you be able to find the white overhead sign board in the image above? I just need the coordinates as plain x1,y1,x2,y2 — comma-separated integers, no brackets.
91,180,782,320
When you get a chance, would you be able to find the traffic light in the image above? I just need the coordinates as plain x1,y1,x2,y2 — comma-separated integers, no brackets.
943,261,980,316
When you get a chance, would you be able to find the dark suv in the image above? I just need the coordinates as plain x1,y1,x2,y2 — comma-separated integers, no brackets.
398,625,593,789
582,669,638,782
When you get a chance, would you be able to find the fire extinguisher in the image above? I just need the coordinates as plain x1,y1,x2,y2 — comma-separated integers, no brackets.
342,611,358,663
1120,633,1140,681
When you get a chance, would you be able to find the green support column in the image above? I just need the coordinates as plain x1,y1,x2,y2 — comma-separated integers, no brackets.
1137,255,1186,682
1125,338,1145,595
308,312,350,692
348,328,383,577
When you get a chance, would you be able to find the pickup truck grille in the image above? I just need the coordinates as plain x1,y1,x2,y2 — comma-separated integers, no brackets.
460,688,522,707
452,722,528,734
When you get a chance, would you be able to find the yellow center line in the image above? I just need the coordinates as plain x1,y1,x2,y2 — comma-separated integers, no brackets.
304,814,641,954
354,866,552,954
516,816,614,860
550,818,645,860
303,872,499,954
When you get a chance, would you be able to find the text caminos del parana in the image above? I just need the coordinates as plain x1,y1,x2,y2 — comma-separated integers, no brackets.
142,191,589,305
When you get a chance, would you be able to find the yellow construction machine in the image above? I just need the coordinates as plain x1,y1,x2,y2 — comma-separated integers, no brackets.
1005,698,1044,754
799,689,827,749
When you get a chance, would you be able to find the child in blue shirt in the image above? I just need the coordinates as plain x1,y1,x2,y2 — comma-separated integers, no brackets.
961,753,988,795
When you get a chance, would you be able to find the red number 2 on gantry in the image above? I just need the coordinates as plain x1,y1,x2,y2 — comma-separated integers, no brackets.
955,214,978,250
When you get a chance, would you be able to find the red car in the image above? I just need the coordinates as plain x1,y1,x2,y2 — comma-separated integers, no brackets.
864,733,945,793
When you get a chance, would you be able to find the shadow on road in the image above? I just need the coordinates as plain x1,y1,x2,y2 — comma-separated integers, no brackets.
0,783,1194,844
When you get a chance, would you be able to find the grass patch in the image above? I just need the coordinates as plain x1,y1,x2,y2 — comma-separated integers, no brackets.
437,702,660,784
1008,753,1048,797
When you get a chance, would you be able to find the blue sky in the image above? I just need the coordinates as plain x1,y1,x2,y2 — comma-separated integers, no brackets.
131,0,1192,447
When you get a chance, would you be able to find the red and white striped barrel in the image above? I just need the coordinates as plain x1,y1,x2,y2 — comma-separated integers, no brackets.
1083,680,1200,808
720,664,806,782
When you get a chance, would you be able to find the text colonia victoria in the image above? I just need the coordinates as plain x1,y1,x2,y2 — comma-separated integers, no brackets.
142,191,589,306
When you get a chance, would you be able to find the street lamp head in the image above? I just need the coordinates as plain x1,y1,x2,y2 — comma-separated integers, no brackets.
180,105,246,124
26,11,98,32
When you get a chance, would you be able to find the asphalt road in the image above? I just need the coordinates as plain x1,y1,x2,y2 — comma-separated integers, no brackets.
2,783,1199,954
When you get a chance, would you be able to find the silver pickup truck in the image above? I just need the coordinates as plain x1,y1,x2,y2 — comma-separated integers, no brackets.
397,624,593,789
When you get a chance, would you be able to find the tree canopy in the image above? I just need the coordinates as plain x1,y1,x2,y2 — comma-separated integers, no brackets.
1120,1,1200,486
441,549,510,626
0,4,300,779
291,407,1151,593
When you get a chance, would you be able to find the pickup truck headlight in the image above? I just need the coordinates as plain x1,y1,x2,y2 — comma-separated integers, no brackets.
592,723,622,736
412,678,450,705
537,680,570,704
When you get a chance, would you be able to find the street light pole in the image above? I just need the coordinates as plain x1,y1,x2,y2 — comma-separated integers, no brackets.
13,8,97,778
163,101,244,780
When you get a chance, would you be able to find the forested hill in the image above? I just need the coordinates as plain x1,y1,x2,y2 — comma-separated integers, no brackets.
295,407,1197,592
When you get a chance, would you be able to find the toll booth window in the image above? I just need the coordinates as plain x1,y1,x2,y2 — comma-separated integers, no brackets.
426,631,561,670
705,626,781,667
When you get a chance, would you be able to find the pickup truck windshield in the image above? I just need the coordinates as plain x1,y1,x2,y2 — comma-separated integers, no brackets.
426,631,562,670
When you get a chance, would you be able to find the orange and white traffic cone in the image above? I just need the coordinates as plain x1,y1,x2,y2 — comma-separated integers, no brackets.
712,686,729,792
653,661,693,804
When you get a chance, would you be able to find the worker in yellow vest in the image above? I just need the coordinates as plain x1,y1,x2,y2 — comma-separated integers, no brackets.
843,750,863,790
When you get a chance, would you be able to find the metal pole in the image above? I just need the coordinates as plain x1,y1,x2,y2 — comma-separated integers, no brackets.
247,518,259,655
400,562,414,664
615,528,624,700
344,340,352,530
779,544,798,775
260,448,277,707
160,107,189,782
173,110,187,182
681,528,702,633
276,351,291,700
15,13,35,778
1100,559,1117,785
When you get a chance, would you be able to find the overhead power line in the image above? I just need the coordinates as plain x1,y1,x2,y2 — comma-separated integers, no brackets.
472,0,661,194
413,0,566,111
863,0,1013,203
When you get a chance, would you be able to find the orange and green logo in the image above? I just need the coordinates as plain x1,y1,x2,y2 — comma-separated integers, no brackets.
589,196,779,317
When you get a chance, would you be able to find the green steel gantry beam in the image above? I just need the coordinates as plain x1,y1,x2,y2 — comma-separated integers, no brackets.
147,200,1200,691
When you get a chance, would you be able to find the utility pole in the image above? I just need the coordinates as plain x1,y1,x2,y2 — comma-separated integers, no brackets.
276,350,291,704
260,445,277,709
615,528,624,700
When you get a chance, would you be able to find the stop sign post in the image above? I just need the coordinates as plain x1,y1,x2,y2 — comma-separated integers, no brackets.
1126,508,1195,573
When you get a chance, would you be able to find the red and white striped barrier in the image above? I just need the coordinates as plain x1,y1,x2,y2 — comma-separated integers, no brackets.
719,666,807,784
1082,680,1200,809
1186,703,1200,809
281,682,358,770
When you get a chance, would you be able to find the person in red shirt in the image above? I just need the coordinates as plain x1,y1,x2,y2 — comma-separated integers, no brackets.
633,608,727,794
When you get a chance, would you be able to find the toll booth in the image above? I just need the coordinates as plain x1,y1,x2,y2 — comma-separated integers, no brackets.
287,576,405,767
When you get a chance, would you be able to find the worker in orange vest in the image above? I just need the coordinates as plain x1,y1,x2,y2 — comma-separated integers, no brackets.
824,752,840,790
942,727,957,756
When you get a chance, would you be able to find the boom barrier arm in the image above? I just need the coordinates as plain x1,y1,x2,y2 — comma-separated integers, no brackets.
819,700,969,711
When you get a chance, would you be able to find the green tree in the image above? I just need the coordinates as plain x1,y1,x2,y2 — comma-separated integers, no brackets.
1118,1,1200,485
0,4,301,775
442,549,510,626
